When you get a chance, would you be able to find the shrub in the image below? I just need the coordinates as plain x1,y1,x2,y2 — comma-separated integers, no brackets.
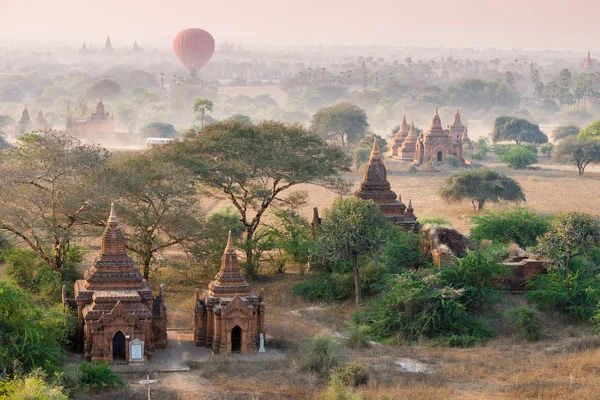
445,155,459,168
0,369,69,400
380,227,421,273
441,250,509,311
346,324,371,349
419,216,452,227
329,363,368,387
78,362,125,391
353,147,371,171
506,306,541,341
499,145,537,169
320,379,363,400
300,336,342,378
540,143,554,157
293,272,354,301
469,207,550,248
493,144,513,156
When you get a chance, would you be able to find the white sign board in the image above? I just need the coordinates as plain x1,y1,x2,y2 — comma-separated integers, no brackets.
129,338,144,361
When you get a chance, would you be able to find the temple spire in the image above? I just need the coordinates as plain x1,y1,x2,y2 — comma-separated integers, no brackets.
370,138,381,161
225,230,235,252
108,203,119,227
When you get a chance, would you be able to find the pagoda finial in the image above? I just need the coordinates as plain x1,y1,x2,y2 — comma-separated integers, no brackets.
435,107,439,116
225,230,235,252
108,203,119,227
370,138,381,160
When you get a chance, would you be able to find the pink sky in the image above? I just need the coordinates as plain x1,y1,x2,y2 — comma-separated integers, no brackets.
1,0,597,50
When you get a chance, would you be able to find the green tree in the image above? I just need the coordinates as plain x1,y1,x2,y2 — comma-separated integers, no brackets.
540,143,554,157
439,168,526,212
492,116,548,145
164,120,349,277
499,145,538,169
140,122,178,139
313,198,388,306
0,281,73,374
443,78,520,111
552,125,580,141
537,212,600,272
86,79,121,99
470,207,550,248
352,146,371,171
94,151,205,280
310,102,369,147
578,121,600,139
193,98,214,130
554,136,600,175
0,132,109,275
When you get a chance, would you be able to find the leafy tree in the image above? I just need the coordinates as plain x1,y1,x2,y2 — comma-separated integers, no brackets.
310,102,369,147
358,133,386,150
470,207,550,248
263,209,313,272
94,151,205,280
554,136,600,175
164,120,349,277
499,145,538,169
552,125,580,141
227,114,252,124
86,78,121,99
540,143,554,157
504,71,515,86
0,370,69,400
380,226,421,273
312,198,388,306
536,212,600,272
0,281,73,374
0,132,11,150
439,168,526,212
443,78,520,111
352,146,371,171
492,116,548,144
193,98,214,130
140,122,178,139
578,120,600,139
0,132,109,275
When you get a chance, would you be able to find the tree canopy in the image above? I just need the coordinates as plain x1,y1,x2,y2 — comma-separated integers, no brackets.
439,168,526,211
443,78,520,111
578,121,600,139
492,116,548,144
86,78,121,99
140,122,179,139
554,136,600,176
163,120,350,276
552,125,580,141
310,102,369,147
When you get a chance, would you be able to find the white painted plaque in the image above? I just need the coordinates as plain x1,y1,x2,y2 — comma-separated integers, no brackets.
129,338,144,361
259,333,265,353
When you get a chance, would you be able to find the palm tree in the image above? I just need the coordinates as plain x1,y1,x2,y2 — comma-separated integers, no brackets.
193,98,214,130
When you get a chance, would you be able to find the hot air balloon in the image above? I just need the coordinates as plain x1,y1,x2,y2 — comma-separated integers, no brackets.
173,28,215,72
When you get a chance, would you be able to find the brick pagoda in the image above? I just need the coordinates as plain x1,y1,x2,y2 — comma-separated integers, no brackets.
194,231,265,354
389,114,410,156
414,108,465,165
71,204,167,363
356,139,420,231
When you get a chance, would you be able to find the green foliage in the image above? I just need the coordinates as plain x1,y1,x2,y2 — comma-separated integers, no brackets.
506,306,541,341
440,250,509,311
380,227,421,273
439,168,526,211
293,272,354,301
352,146,371,171
264,209,312,266
472,137,489,161
492,116,548,144
418,216,452,227
320,379,363,400
0,369,69,400
536,212,600,272
443,78,520,111
310,102,369,147
358,134,386,150
300,336,342,378
0,281,73,374
0,132,11,150
345,324,371,349
578,120,600,139
552,125,580,141
78,362,125,391
329,363,368,387
140,122,178,139
499,145,538,169
86,79,121,98
445,154,459,168
554,136,600,175
540,143,554,157
470,207,550,248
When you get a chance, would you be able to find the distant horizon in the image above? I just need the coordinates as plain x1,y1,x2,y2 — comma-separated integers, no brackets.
1,0,598,53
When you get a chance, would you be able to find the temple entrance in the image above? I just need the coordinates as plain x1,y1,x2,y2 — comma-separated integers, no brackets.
437,151,443,162
231,326,242,353
112,331,126,360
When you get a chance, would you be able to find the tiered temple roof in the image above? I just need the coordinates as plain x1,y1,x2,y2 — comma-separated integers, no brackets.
389,114,410,156
582,51,594,73
208,231,253,298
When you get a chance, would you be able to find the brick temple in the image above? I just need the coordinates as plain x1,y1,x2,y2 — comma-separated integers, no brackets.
414,108,465,165
194,231,266,355
70,204,167,363
356,139,420,231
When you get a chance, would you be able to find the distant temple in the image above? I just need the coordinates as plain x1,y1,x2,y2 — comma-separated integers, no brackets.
15,104,31,134
582,51,594,73
194,231,266,355
102,36,115,54
69,204,167,363
397,120,420,161
414,108,465,165
33,109,48,131
356,140,420,231
388,114,409,156
66,98,115,135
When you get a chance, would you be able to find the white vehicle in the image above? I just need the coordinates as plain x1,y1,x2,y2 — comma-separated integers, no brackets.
146,137,174,148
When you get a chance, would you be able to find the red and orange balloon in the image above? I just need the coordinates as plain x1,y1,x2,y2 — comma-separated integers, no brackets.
173,28,215,72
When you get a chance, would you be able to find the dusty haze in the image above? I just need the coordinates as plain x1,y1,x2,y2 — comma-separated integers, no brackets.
0,0,598,50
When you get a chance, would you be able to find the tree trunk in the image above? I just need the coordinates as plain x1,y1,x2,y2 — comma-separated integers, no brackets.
201,111,205,130
143,257,151,281
244,227,255,278
352,254,361,307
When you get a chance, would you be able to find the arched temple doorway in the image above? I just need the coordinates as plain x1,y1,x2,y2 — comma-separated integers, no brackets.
437,151,443,162
113,331,126,360
231,326,242,353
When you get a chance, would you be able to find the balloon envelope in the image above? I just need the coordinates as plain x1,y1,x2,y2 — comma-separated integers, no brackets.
173,28,215,72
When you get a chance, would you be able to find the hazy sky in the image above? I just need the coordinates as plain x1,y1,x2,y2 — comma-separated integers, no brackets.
1,0,597,50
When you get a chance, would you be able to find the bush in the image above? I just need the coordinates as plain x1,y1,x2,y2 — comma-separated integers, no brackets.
353,146,371,171
293,272,354,301
346,324,371,349
445,155,459,168
380,227,421,273
499,145,537,169
441,250,509,311
320,379,363,400
506,306,541,341
78,362,125,391
419,216,452,227
469,207,550,248
0,369,69,400
301,336,342,378
540,143,554,157
329,363,368,387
